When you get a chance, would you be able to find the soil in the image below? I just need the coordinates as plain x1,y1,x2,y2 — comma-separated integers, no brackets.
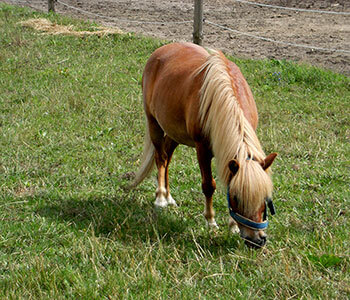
5,0,350,75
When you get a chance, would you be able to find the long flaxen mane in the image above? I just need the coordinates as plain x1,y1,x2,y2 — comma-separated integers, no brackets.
198,50,273,215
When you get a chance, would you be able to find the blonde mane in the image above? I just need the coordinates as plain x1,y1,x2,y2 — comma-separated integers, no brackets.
198,50,273,215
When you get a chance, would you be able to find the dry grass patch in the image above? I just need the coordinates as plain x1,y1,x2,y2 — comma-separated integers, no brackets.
19,18,123,36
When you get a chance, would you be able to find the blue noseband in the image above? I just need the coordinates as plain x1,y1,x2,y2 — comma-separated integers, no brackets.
227,188,275,231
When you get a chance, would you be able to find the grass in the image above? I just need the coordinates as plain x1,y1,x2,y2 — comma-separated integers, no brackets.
0,3,349,299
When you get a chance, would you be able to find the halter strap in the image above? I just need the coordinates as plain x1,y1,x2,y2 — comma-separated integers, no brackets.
227,188,275,231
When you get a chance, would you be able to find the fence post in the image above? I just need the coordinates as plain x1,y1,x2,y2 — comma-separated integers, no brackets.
48,0,55,12
193,0,203,45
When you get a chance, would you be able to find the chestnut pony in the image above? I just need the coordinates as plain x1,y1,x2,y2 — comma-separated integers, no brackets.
132,42,277,247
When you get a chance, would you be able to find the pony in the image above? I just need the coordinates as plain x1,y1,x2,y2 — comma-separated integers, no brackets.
131,42,277,247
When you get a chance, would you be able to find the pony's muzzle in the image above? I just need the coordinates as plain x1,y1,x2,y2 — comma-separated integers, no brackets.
243,231,267,248
244,236,266,248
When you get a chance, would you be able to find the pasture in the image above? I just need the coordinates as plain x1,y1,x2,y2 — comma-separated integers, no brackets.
0,4,349,299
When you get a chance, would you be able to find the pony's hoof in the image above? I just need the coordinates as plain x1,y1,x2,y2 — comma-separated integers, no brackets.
154,197,168,208
230,224,240,234
228,217,240,234
167,195,178,207
207,220,219,230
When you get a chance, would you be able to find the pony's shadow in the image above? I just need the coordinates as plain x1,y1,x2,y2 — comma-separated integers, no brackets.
37,190,239,254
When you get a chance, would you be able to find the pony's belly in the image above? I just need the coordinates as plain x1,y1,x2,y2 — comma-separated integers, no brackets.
151,102,196,147
157,119,195,147
163,126,196,147
169,133,195,147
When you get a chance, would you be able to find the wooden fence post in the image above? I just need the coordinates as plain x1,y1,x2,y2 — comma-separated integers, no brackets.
48,0,55,12
193,0,203,45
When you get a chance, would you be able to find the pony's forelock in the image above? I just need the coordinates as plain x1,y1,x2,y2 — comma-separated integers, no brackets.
229,160,273,216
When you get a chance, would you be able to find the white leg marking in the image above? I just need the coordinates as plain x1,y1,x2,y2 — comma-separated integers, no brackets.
228,217,240,234
166,193,177,207
155,187,168,208
206,218,219,230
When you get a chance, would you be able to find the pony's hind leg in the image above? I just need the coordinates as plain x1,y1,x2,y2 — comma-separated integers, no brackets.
195,142,218,229
164,136,178,206
148,117,176,208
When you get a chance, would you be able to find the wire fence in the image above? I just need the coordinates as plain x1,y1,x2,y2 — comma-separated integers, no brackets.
56,0,192,25
205,20,350,54
2,0,350,72
233,0,350,16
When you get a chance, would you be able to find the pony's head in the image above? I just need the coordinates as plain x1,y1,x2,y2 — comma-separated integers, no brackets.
227,153,277,248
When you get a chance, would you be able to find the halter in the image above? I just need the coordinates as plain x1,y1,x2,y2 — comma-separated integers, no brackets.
227,187,276,231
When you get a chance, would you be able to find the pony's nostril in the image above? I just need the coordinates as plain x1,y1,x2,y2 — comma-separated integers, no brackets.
244,236,267,248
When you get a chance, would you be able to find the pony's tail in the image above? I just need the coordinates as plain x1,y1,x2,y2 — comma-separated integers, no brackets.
130,122,155,188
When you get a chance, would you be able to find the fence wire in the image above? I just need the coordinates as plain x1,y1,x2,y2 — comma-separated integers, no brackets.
234,0,350,16
205,20,350,54
3,0,350,55
56,0,192,25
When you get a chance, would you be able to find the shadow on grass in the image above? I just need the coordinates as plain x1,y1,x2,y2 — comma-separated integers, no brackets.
36,190,239,254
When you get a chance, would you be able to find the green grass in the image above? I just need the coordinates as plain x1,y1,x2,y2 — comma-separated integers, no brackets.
0,3,349,299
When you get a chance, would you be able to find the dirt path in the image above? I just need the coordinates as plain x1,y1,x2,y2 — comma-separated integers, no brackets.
4,0,350,75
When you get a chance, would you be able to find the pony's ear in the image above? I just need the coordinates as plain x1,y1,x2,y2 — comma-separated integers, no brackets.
228,160,240,177
261,153,278,170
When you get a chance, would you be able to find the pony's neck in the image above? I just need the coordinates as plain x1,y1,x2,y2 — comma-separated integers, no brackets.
198,51,265,185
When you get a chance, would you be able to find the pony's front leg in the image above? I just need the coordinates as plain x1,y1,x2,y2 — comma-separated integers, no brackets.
195,143,218,229
228,217,240,234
